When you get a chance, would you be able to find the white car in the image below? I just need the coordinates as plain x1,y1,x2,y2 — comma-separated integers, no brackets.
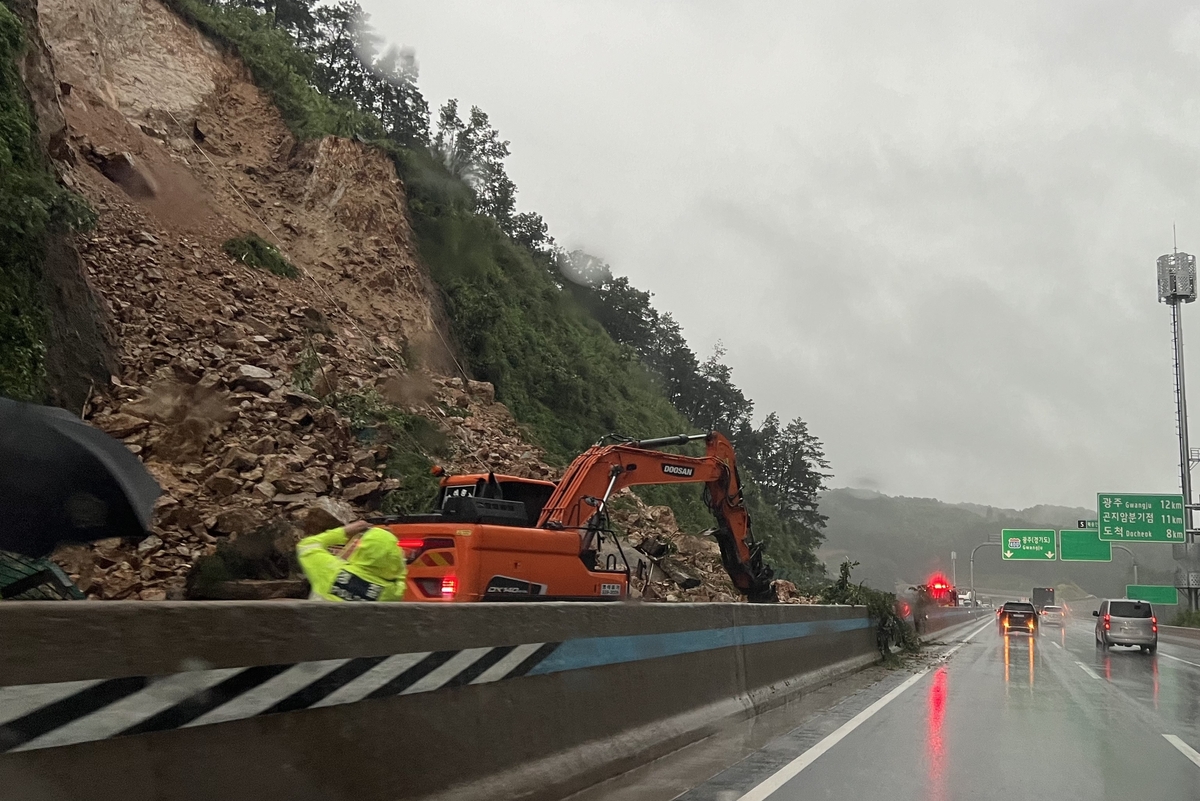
1040,605,1065,626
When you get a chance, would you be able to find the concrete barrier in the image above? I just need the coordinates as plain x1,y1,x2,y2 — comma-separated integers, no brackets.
917,605,987,636
0,601,877,801
1159,624,1200,647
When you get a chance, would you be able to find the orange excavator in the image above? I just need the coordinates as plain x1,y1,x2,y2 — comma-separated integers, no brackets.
369,432,776,602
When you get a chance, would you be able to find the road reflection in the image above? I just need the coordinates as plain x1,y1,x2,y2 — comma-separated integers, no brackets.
926,666,947,801
1001,632,1036,688
1028,636,1035,687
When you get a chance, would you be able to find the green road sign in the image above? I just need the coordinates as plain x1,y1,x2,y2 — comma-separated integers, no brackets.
1001,529,1057,560
1125,585,1180,605
1097,493,1185,542
1059,529,1112,561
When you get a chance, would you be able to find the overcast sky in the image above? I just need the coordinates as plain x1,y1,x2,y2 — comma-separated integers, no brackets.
363,0,1200,509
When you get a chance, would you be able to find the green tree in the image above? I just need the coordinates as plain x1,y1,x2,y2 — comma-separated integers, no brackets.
371,45,429,146
311,1,380,107
432,100,517,227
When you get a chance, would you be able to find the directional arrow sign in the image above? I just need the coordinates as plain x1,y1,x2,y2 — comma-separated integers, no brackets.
1097,493,1185,542
1001,529,1057,560
1059,529,1112,561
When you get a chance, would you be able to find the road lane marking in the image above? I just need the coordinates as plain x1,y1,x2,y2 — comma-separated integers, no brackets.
1075,662,1101,680
1051,641,1061,649
1159,652,1200,669
1164,734,1200,769
734,619,991,801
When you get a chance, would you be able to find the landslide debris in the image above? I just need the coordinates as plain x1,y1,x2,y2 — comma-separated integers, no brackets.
607,490,819,604
25,0,799,604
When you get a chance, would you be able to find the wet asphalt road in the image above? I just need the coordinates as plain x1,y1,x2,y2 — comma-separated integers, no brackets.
678,617,1200,800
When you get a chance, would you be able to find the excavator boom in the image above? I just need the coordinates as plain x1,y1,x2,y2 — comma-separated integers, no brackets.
538,432,775,602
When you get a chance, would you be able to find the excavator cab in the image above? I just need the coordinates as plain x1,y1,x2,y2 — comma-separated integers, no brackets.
433,473,557,527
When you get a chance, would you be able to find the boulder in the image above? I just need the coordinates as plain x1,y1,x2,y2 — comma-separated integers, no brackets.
212,508,265,537
221,447,258,471
98,413,151,438
343,481,382,508
303,497,355,535
233,364,281,395
247,435,277,455
466,380,496,403
135,534,163,556
203,469,242,497
252,481,277,501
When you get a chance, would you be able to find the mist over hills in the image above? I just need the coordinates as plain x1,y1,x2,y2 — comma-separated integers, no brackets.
818,488,1176,599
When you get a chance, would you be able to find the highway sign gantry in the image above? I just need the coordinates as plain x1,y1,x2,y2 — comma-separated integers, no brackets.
1097,493,1185,542
1001,529,1057,560
1059,529,1112,561
1126,585,1180,605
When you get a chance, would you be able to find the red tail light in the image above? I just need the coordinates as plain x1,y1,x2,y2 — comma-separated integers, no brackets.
1152,616,1158,633
1103,613,1110,630
441,575,458,598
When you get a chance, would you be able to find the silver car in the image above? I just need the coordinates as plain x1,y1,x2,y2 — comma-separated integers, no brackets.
1093,599,1158,653
1041,605,1065,626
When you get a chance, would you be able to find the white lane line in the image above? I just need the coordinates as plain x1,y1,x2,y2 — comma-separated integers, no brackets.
1159,652,1200,669
735,619,991,801
1164,734,1200,769
1076,661,1102,680
1051,641,1062,649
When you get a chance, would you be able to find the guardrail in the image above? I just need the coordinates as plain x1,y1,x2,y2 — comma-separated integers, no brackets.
1159,624,1200,646
0,601,878,801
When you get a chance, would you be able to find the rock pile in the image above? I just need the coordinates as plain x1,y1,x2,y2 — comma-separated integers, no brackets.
55,202,554,598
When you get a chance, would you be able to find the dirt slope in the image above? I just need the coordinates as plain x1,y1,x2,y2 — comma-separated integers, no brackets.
27,0,763,602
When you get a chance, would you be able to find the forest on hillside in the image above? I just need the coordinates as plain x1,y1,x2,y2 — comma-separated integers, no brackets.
2,0,832,578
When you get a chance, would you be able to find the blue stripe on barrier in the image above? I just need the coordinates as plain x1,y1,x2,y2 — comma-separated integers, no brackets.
527,616,870,676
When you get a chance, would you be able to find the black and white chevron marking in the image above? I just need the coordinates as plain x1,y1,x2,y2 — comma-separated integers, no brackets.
0,642,558,754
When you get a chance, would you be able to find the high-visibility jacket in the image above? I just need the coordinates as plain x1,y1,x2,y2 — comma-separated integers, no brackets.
297,525,407,602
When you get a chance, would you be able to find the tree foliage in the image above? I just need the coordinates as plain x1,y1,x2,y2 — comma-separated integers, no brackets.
821,560,919,657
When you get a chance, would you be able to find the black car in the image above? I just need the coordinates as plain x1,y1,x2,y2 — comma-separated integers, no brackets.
998,601,1039,635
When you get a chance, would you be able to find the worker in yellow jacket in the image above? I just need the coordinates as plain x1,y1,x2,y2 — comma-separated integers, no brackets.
297,519,407,602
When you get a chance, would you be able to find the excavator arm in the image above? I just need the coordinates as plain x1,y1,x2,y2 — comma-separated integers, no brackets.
537,432,776,602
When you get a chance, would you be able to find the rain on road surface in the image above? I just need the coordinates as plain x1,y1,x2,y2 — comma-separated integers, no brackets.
587,617,1200,800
